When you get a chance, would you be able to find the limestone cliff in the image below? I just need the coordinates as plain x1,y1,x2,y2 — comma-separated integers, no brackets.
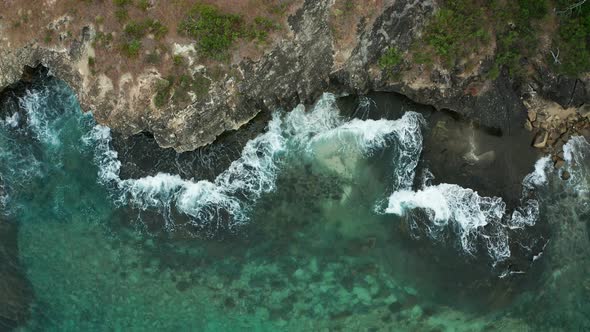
0,0,588,157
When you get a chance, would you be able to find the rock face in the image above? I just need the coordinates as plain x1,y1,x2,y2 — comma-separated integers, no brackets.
1,0,587,153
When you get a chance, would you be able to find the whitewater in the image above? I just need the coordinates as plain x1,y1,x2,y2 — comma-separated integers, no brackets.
3,80,588,267
3,76,590,331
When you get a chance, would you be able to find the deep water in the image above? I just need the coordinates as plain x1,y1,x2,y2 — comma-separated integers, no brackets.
0,74,589,331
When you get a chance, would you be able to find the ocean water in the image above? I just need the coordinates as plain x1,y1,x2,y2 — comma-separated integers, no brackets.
0,75,589,331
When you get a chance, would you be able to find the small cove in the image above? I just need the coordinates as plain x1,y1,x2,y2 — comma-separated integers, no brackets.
0,71,588,331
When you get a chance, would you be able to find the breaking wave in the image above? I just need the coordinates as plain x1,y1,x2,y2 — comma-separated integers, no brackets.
17,86,79,147
14,79,585,267
87,93,425,234
383,147,554,264
563,136,590,197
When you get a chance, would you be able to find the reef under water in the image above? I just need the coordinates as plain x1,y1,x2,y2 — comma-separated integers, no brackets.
0,72,589,331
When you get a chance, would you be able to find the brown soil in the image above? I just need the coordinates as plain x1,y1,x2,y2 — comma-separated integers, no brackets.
329,0,391,67
0,0,303,95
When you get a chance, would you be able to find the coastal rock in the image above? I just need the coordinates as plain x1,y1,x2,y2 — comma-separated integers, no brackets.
554,159,565,169
528,110,537,122
533,131,548,149
0,0,545,152
536,69,588,108
561,170,571,180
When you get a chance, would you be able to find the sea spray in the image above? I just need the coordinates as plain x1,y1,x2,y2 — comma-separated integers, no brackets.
87,113,287,232
383,149,555,264
0,82,94,213
88,93,426,234
563,136,590,197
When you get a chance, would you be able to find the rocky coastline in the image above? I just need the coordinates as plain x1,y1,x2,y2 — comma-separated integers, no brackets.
0,0,589,330
0,0,587,156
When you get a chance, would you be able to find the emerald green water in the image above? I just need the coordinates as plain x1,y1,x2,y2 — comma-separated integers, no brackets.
1,76,589,331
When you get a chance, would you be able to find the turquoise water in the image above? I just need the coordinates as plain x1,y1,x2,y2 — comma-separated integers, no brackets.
1,76,589,331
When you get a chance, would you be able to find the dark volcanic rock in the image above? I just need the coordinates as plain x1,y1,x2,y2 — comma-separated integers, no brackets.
112,110,272,181
0,0,586,155
384,71,529,134
535,67,589,108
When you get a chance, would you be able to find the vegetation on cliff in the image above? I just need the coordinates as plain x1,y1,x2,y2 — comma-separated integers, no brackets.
553,0,590,75
381,0,590,81
178,4,278,60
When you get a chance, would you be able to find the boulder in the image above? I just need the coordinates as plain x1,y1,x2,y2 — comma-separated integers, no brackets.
554,159,565,169
536,68,588,108
533,131,549,149
528,110,537,122
561,170,571,180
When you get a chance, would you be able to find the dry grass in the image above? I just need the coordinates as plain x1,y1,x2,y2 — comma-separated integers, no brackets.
329,0,390,67
0,0,303,96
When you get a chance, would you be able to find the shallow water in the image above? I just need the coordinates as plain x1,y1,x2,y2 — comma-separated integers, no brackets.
0,75,589,331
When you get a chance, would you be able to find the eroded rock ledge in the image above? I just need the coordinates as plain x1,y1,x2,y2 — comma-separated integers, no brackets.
0,0,588,155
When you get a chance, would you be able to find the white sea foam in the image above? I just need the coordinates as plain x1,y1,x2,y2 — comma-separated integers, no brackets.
383,142,555,263
307,112,424,179
3,112,20,128
505,157,552,230
85,94,331,231
88,93,426,233
84,124,122,183
19,89,62,146
309,113,423,156
87,111,286,232
522,156,552,189
508,199,540,229
563,136,590,196
386,184,509,259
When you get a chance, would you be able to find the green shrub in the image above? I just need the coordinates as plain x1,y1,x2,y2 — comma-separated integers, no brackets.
379,47,404,79
136,0,150,11
93,32,114,48
416,0,550,79
379,47,403,69
248,17,279,42
44,30,53,43
173,73,211,102
124,19,168,40
113,0,132,7
488,0,549,79
124,21,148,39
121,39,142,57
178,4,244,59
343,0,354,11
551,0,590,75
422,0,489,67
178,5,276,59
173,55,184,66
115,8,128,22
154,78,173,108
149,20,168,39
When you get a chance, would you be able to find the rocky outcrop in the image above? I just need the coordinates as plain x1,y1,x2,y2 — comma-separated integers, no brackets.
0,0,589,155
